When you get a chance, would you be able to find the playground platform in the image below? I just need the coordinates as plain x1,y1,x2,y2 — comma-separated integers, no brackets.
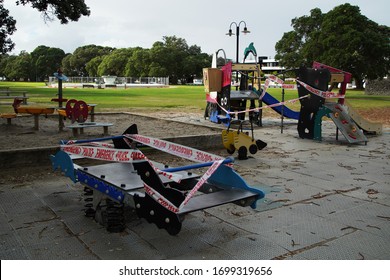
0,116,389,260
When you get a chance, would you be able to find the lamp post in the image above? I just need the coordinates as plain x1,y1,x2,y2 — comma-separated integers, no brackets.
226,21,250,85
226,21,250,63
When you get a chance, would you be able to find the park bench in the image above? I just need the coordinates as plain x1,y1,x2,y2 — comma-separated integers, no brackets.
0,91,29,105
82,84,95,88
66,122,113,137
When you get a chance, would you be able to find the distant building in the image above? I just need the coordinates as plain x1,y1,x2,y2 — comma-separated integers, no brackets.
258,56,285,74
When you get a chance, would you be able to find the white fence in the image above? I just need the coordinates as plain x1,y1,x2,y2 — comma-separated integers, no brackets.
48,76,169,88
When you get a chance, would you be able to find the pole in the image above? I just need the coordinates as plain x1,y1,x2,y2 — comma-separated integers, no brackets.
235,25,239,90
281,73,285,134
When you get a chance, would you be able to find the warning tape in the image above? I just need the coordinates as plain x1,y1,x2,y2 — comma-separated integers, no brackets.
124,134,226,163
143,158,226,213
61,145,145,162
60,144,183,183
296,80,345,99
179,159,224,209
143,183,180,213
263,75,297,93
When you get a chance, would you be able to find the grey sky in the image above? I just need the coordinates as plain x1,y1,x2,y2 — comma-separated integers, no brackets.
3,0,389,61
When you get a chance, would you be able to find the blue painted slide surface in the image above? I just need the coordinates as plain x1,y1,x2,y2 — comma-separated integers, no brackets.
254,89,300,120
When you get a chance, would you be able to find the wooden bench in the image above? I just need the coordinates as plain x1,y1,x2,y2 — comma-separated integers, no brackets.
0,96,29,105
67,122,113,137
0,91,29,105
0,113,17,125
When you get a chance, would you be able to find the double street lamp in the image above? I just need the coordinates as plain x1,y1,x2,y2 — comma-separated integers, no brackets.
226,21,250,86
226,21,251,64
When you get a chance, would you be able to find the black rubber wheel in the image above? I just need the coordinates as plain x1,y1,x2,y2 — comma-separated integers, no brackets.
249,144,258,155
238,146,248,160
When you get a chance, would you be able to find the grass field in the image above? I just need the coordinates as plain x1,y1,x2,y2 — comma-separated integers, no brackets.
1,82,389,115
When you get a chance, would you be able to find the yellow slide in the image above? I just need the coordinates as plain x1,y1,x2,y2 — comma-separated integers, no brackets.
344,101,383,135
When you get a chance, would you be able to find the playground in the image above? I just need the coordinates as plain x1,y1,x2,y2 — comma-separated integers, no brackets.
0,50,389,259
0,110,389,259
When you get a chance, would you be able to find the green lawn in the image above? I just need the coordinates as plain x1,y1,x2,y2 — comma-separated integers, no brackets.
1,82,388,114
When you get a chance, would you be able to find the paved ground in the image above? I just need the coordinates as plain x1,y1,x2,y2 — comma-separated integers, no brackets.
0,117,389,260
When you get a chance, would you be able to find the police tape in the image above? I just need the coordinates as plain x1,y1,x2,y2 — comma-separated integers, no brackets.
142,158,226,213
296,80,345,99
263,75,297,93
60,144,183,183
124,134,226,163
61,144,145,162
143,184,180,213
179,158,224,209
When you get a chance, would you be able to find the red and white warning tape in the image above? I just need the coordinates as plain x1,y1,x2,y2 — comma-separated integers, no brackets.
60,144,183,183
124,134,225,163
263,75,297,94
61,145,145,162
179,159,224,209
143,158,226,213
296,80,345,99
143,183,180,213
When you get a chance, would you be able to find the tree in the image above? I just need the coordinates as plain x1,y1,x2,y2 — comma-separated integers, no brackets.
1,51,30,80
0,0,90,54
31,45,65,81
85,55,105,77
182,45,211,83
62,45,114,76
97,48,133,76
0,1,16,54
125,47,151,77
275,4,390,88
62,45,113,76
149,36,211,84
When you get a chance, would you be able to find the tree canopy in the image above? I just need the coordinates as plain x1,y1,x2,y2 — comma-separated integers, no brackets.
275,3,390,88
0,0,90,54
0,36,212,84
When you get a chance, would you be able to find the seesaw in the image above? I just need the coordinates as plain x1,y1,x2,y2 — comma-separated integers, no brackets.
50,124,266,235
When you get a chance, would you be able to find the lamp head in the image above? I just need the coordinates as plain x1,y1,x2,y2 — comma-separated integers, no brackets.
226,29,235,36
242,26,250,34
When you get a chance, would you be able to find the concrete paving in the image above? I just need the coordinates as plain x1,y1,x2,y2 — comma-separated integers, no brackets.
0,118,389,260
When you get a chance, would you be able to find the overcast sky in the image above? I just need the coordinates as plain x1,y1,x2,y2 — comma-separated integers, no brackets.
3,0,389,61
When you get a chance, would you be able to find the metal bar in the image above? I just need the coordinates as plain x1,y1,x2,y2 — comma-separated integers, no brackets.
163,157,234,173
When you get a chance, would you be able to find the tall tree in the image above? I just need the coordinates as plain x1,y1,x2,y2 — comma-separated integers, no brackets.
0,1,16,54
31,45,65,81
97,48,133,76
125,47,151,77
149,36,210,84
0,0,90,54
275,4,390,88
62,45,113,76
1,51,30,80
85,55,105,77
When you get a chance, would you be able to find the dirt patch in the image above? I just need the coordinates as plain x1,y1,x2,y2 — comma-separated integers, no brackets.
355,107,390,126
0,106,387,152
0,111,221,151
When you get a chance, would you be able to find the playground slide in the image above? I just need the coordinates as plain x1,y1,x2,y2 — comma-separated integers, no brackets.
253,89,300,120
322,103,368,144
344,101,383,135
